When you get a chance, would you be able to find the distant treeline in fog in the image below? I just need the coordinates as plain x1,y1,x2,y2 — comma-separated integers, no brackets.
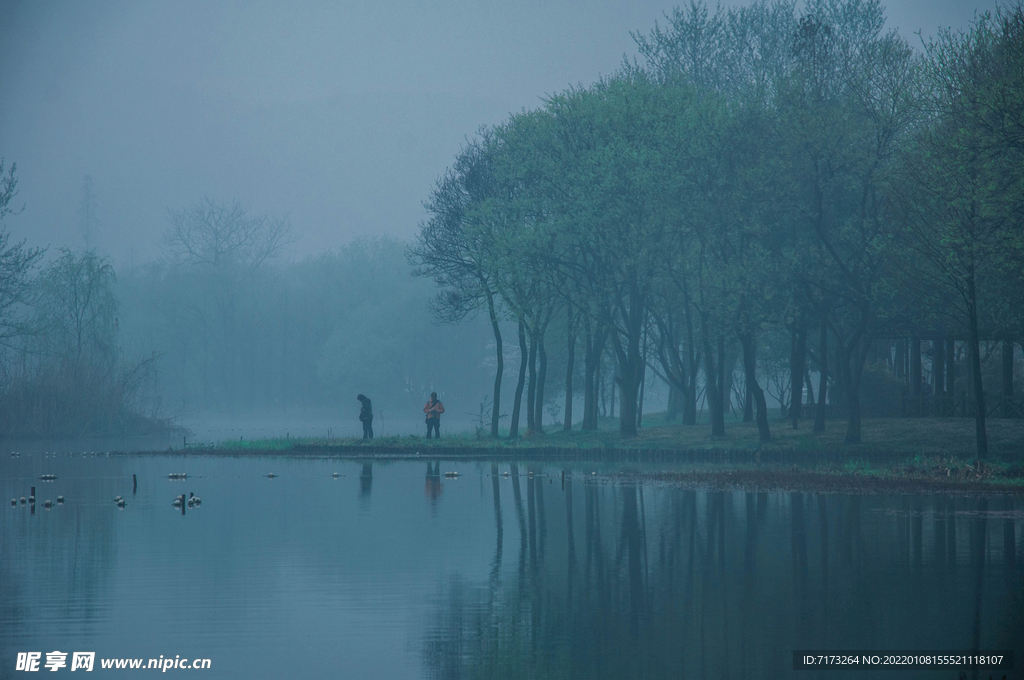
0,195,501,436
117,231,497,421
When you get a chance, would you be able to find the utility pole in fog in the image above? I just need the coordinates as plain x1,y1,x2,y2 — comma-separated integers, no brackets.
79,175,99,252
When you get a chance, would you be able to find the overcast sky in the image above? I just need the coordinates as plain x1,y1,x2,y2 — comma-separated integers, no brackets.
0,0,1002,265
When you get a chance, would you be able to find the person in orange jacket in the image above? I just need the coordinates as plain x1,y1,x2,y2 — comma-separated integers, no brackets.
423,392,445,439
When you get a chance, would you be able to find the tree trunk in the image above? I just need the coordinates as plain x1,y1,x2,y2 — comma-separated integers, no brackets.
666,383,681,420
814,320,828,434
741,333,771,442
718,334,728,419
911,337,922,397
618,376,639,438
841,334,870,445
535,332,547,433
582,326,603,430
684,374,697,426
684,312,698,425
635,324,647,429
526,334,537,433
703,318,725,436
486,290,503,438
1002,339,1014,418
609,372,616,418
933,338,945,397
564,311,575,432
791,325,807,429
844,384,862,444
616,339,642,439
636,362,645,429
967,271,988,458
945,337,956,402
509,321,528,438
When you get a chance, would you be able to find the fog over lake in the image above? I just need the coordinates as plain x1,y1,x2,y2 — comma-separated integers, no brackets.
0,0,1002,265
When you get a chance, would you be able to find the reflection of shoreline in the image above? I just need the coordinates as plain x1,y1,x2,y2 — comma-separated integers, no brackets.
614,469,1024,496
101,441,1024,496
877,508,1024,518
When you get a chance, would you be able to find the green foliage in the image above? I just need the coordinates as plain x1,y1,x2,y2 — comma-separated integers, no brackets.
412,0,1021,454
888,3,1024,455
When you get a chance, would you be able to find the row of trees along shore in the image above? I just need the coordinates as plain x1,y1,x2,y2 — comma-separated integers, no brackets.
410,0,1024,456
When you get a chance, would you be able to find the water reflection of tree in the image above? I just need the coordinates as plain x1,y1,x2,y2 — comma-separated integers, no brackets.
421,479,1023,680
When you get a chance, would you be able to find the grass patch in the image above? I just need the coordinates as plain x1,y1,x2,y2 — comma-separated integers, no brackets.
212,415,1024,460
186,416,1024,492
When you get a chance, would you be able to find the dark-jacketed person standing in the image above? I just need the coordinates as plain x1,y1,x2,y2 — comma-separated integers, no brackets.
357,394,373,439
423,392,444,439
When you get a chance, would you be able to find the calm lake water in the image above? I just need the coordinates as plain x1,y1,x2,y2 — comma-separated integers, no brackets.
2,451,1022,679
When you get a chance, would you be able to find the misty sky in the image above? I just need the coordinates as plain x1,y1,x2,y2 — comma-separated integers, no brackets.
0,0,1001,265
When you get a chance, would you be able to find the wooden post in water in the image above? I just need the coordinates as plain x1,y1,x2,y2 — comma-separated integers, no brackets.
133,474,138,494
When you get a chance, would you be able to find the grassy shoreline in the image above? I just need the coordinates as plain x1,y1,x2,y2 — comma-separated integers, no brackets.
614,460,1024,495
170,417,1024,493
212,415,1024,457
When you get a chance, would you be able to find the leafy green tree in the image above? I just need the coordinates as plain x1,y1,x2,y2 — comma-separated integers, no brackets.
892,3,1024,457
637,0,801,441
532,72,681,437
780,0,920,443
411,131,512,437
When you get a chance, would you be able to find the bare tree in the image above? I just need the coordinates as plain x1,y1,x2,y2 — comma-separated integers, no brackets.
0,160,43,347
162,198,293,409
411,134,509,438
164,197,292,271
35,249,118,372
